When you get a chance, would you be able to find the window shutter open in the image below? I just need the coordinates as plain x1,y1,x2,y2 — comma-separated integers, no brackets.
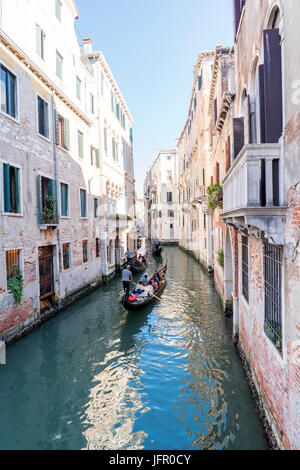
64,118,70,150
233,117,244,158
259,64,266,143
95,148,100,168
55,112,60,145
263,29,283,143
3,163,11,212
14,166,19,213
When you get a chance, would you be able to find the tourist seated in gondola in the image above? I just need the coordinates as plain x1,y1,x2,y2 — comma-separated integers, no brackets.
141,274,149,285
140,283,154,299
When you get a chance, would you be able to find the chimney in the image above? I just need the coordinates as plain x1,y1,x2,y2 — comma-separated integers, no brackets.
83,38,93,54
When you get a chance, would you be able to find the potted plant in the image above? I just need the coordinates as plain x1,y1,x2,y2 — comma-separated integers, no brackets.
42,195,55,224
207,184,223,213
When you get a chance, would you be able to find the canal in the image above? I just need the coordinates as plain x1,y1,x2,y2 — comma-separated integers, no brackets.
0,246,268,450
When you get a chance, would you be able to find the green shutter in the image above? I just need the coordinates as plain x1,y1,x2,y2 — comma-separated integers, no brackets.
80,189,86,217
64,118,70,150
55,112,60,145
14,166,19,213
95,148,100,168
38,175,42,223
3,163,11,212
61,183,68,216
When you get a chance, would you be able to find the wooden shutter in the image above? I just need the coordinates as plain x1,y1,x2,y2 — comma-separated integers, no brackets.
259,64,266,143
14,166,19,213
234,0,245,36
64,118,70,150
38,175,43,223
233,117,244,158
198,73,202,91
263,29,283,143
3,163,11,212
55,112,60,145
95,148,100,168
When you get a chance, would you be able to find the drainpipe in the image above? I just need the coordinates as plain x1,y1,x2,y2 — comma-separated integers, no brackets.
51,93,62,292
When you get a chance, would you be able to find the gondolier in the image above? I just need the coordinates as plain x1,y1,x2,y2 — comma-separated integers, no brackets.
125,249,133,263
122,265,133,300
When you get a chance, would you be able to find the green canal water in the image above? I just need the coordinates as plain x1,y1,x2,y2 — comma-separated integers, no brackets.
0,246,268,450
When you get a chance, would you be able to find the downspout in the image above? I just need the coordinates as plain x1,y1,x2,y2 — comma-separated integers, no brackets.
51,93,62,288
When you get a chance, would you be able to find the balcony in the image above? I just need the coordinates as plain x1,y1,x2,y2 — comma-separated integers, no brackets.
192,186,207,204
222,144,287,245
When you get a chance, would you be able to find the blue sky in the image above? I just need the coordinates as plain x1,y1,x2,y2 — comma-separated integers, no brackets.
75,0,234,196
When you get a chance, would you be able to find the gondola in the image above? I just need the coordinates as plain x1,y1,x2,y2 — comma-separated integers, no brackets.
130,261,146,273
152,244,163,256
121,265,167,311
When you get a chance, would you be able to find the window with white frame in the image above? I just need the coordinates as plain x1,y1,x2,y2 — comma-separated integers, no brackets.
3,163,21,214
0,64,17,119
36,24,45,60
37,96,49,138
56,51,63,79
55,0,62,22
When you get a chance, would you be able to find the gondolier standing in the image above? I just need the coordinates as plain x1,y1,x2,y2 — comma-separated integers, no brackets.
125,249,133,264
122,265,133,300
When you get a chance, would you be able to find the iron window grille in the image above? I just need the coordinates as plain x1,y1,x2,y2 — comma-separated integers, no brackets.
6,250,20,279
242,236,249,302
263,241,283,354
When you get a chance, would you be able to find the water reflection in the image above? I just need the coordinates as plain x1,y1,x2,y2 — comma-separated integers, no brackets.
0,246,267,450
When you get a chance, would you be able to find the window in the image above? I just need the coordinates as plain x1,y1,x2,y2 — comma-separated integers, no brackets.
166,155,171,161
55,0,62,22
6,249,20,280
80,189,87,218
104,129,108,154
168,210,174,218
38,175,58,224
76,76,81,100
90,93,95,114
94,198,98,218
36,24,45,60
0,64,17,119
167,192,173,203
96,238,101,258
82,240,88,263
60,182,69,217
264,241,283,353
78,131,84,159
56,51,63,79
242,236,249,302
56,113,70,150
3,164,20,214
37,96,49,138
62,243,71,270
112,138,116,160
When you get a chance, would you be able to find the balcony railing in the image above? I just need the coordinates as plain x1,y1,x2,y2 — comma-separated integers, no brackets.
222,143,287,245
192,186,207,203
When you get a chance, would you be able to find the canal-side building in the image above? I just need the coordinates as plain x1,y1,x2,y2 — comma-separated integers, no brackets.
208,46,235,301
221,0,300,450
177,51,215,268
83,40,136,269
143,170,152,240
0,0,136,342
149,149,179,244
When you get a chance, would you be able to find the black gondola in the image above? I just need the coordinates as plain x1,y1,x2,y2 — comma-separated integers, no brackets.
121,265,167,311
152,244,163,256
130,262,146,273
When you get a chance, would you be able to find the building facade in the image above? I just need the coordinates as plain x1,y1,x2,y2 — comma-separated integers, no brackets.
221,0,300,450
148,149,179,244
0,0,136,342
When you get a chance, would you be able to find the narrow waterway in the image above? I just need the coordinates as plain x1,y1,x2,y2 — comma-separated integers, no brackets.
0,246,267,450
